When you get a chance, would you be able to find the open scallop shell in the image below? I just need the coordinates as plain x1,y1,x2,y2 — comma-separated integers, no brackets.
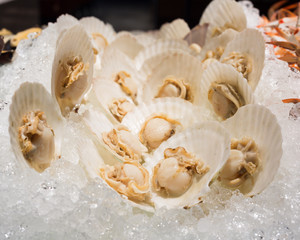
98,48,142,103
199,0,246,40
221,104,282,196
220,29,265,91
134,39,190,70
106,31,144,59
199,62,255,121
82,106,147,163
121,98,207,151
9,82,63,173
80,17,116,46
90,80,135,123
141,52,203,104
51,24,94,116
55,14,79,35
198,28,237,62
159,19,190,40
145,121,231,209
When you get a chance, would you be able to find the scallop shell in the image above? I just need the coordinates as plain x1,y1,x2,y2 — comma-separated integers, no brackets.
98,48,142,103
199,62,255,120
82,106,147,163
199,0,246,40
222,104,282,196
159,19,190,40
138,49,191,84
145,121,231,209
198,28,237,62
135,39,190,70
90,80,135,123
121,97,205,137
140,52,203,104
9,82,63,173
80,16,116,45
106,31,144,59
55,14,79,34
51,24,94,116
220,29,265,91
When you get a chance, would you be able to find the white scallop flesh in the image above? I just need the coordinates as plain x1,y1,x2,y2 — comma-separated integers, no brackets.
100,161,150,202
139,116,179,150
108,98,135,122
219,137,260,190
18,111,55,171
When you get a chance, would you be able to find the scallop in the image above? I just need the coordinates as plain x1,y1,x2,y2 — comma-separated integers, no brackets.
100,160,151,202
159,19,190,40
121,98,205,151
81,106,146,163
51,24,94,116
9,82,63,173
106,31,144,59
80,16,116,54
102,125,148,162
89,80,135,123
220,104,282,196
134,39,190,70
145,121,231,209
97,48,142,103
199,0,247,40
79,17,116,76
140,52,202,104
198,28,238,65
199,62,255,120
220,29,265,91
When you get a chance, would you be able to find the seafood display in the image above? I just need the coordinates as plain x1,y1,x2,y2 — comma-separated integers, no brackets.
6,0,284,212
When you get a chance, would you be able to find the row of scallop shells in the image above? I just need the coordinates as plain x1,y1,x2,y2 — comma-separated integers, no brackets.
8,0,282,211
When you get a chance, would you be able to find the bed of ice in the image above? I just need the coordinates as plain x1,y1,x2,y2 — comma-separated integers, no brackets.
0,1,299,239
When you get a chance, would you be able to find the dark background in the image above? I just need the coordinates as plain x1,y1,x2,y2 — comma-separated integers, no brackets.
0,0,298,33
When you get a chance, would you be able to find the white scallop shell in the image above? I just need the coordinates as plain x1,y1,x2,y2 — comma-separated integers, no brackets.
220,29,265,91
198,28,237,62
145,121,231,209
159,19,190,40
199,62,255,120
199,0,246,40
121,97,205,135
9,82,64,172
51,24,94,116
90,80,134,123
222,104,282,196
55,14,79,34
138,49,191,84
79,16,116,44
135,39,190,70
106,31,144,59
141,52,203,104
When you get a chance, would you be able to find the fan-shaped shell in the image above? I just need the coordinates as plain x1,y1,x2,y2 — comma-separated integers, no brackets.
198,28,237,62
141,52,203,104
80,16,116,46
97,48,142,103
90,80,135,123
106,31,144,59
220,28,265,91
51,24,94,116
159,19,190,40
9,82,63,173
199,62,255,120
145,121,231,209
135,39,190,70
222,104,282,196
121,98,208,152
199,0,246,40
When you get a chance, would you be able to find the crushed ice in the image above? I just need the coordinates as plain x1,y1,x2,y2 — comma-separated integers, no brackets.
0,1,300,239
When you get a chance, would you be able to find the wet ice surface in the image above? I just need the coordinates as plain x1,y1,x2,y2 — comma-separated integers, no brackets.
1,3,300,240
